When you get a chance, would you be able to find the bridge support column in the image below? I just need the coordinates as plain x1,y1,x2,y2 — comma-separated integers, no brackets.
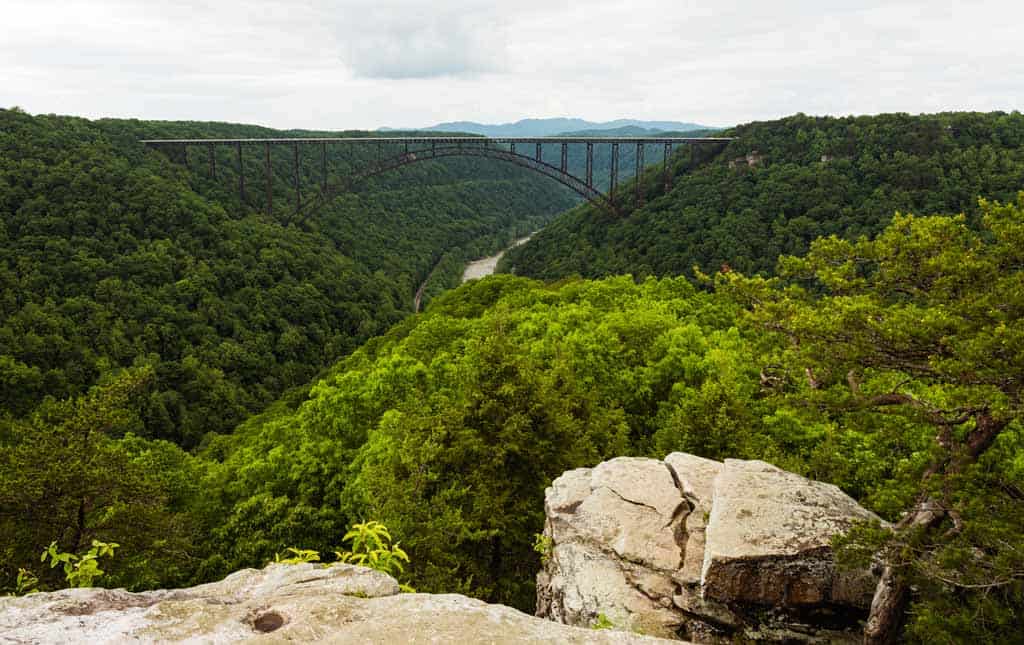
293,143,301,212
610,142,619,201
208,145,216,179
663,142,672,192
163,143,188,167
586,142,593,187
321,142,327,193
690,142,709,169
510,142,516,155
535,142,542,162
635,142,645,206
265,143,272,216
560,143,568,173
237,143,245,202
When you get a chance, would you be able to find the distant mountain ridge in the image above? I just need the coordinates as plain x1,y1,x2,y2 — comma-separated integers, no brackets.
557,125,664,137
380,117,715,137
556,125,723,138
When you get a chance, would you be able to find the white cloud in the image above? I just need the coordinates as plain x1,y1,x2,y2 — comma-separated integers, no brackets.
0,0,1021,129
330,0,509,78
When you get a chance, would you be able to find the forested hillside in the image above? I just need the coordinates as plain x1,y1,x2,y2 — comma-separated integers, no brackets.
3,109,1022,643
503,112,1024,279
0,108,574,445
6,197,1019,643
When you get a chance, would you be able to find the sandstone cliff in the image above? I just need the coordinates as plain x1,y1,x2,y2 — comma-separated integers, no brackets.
536,453,885,642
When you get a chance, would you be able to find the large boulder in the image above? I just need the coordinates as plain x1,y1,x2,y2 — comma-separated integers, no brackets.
702,459,880,609
537,453,886,643
0,562,677,644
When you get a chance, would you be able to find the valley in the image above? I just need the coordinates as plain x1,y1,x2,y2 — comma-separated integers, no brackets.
2,108,1023,644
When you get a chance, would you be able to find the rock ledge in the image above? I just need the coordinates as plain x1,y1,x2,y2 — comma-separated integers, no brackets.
1,562,676,644
537,453,886,643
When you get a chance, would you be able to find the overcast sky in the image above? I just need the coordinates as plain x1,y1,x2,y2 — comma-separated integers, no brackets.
2,0,1021,130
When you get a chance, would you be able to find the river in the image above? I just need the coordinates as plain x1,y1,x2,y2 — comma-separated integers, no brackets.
461,235,533,282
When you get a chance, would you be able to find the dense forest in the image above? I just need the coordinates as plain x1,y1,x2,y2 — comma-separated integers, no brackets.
0,108,574,446
5,201,1021,641
503,111,1024,279
2,110,1023,644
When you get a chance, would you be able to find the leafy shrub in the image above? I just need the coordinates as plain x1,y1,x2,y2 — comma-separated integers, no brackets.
533,533,553,564
40,540,119,589
335,521,413,592
273,548,320,564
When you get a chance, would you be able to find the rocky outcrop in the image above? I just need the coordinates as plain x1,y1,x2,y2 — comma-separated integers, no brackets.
0,562,677,644
536,453,886,643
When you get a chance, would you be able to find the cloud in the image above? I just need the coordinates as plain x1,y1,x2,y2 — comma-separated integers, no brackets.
0,0,1021,129
330,1,509,79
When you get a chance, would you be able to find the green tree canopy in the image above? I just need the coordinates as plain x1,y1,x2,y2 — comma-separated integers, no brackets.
718,194,1024,643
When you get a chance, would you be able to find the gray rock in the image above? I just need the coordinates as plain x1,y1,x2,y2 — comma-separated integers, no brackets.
701,459,881,609
537,453,886,643
0,562,676,644
664,453,721,509
537,458,691,639
664,452,721,585
592,457,683,519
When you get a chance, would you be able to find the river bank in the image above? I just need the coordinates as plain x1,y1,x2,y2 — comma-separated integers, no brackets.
461,235,533,282
414,234,536,313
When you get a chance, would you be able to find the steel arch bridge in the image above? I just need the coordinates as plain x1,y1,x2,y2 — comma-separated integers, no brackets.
141,136,733,219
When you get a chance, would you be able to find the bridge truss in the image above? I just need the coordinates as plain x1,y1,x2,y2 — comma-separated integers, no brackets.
141,136,732,218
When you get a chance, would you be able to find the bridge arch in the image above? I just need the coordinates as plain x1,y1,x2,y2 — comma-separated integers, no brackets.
296,144,613,219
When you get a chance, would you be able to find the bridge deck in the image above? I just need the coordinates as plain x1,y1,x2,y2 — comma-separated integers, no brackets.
140,136,734,145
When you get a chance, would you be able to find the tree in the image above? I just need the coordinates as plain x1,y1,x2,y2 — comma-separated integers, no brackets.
0,368,202,591
719,195,1024,642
